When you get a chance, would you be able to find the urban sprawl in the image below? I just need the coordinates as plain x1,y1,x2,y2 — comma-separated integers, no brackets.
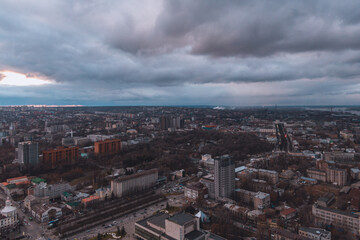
0,106,360,240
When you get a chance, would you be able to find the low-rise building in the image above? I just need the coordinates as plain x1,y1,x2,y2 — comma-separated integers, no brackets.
317,192,335,207
0,199,18,230
184,182,207,202
135,212,226,240
307,169,326,182
326,167,347,186
253,192,271,210
95,187,111,200
324,151,354,163
271,228,311,240
280,208,297,221
351,168,360,180
31,204,62,223
200,174,215,199
81,195,101,207
299,227,331,240
224,203,249,222
31,182,72,199
312,204,360,236
241,168,279,184
24,195,49,211
236,189,270,210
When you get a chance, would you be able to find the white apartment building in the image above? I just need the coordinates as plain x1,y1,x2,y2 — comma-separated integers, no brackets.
312,204,359,236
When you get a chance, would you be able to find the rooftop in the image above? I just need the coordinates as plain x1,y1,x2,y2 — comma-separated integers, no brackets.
114,168,158,183
318,192,335,203
281,208,296,216
185,230,205,240
31,177,46,184
147,212,169,229
299,227,330,236
167,212,195,225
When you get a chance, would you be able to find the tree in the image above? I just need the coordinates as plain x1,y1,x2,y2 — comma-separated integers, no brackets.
121,226,126,236
184,205,196,215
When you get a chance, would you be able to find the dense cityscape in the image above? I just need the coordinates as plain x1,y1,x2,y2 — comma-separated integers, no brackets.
0,106,359,239
2,0,360,239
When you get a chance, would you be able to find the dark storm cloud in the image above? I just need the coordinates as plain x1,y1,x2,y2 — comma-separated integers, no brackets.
0,0,360,105
108,0,360,57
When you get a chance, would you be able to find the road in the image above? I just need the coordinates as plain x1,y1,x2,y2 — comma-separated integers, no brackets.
72,200,167,240
0,190,47,239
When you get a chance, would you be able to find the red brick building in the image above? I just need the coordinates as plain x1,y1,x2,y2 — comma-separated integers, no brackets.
42,146,79,169
94,139,121,155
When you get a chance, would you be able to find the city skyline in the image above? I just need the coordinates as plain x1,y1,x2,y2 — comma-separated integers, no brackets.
1,0,360,106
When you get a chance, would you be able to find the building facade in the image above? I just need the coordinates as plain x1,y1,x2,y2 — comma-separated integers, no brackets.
312,204,360,236
111,169,158,198
94,138,122,155
298,227,331,240
135,212,226,240
236,189,270,210
0,199,18,230
215,155,235,199
42,146,79,169
307,168,327,182
32,182,72,199
31,204,62,223
200,174,215,199
326,167,347,186
18,141,39,166
184,182,207,202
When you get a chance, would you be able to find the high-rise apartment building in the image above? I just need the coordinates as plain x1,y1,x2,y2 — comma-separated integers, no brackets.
94,139,122,155
18,141,39,166
215,155,235,199
160,116,184,130
9,122,16,136
42,146,79,169
160,116,171,130
326,167,347,186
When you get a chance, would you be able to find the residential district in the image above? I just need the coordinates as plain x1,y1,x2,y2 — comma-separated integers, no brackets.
0,106,360,239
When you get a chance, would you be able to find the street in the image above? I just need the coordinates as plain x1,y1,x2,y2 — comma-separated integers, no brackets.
0,190,47,239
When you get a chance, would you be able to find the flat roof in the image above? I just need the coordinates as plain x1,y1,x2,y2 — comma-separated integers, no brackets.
147,213,169,229
185,230,205,240
167,212,195,225
235,166,247,173
114,168,158,183
301,177,317,182
299,227,329,236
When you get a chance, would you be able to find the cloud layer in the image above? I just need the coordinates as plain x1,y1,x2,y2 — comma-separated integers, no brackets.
0,0,360,106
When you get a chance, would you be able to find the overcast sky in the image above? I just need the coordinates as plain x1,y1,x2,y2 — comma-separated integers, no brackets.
1,0,360,106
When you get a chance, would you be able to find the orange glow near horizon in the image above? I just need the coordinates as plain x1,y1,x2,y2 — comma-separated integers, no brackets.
0,71,53,86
